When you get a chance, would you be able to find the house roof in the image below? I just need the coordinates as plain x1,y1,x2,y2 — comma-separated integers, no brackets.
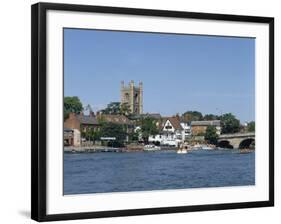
163,117,183,130
146,113,161,119
131,113,161,120
191,120,220,126
77,115,98,125
98,114,132,125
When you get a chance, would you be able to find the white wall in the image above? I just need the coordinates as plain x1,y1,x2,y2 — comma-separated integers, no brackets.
0,0,280,223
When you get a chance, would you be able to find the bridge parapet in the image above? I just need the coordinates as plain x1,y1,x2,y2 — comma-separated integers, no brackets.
219,132,255,139
218,132,255,149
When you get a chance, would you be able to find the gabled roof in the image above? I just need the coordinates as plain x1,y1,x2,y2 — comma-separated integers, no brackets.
191,120,221,126
77,115,98,125
163,117,183,130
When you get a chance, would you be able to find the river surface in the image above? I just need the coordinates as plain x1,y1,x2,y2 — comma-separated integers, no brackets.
64,149,255,195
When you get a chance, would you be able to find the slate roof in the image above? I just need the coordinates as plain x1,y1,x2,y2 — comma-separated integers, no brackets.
146,113,161,119
191,120,221,126
131,113,161,120
98,114,132,125
77,115,98,125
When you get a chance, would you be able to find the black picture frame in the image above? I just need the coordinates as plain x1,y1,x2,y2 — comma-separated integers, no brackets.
31,2,274,222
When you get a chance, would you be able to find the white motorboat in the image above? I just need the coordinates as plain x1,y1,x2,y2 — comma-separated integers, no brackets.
143,145,161,151
201,145,215,150
177,149,188,154
192,144,202,150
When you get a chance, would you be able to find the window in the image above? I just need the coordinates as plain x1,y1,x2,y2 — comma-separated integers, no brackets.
125,93,129,101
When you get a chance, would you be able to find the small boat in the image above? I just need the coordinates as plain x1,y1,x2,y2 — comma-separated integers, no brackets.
177,149,188,154
201,144,215,150
239,149,254,154
143,145,161,151
192,144,202,150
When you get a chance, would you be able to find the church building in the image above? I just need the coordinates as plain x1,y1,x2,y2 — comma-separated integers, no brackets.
120,80,143,115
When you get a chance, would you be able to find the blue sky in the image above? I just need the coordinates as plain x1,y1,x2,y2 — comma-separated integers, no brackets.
64,28,255,123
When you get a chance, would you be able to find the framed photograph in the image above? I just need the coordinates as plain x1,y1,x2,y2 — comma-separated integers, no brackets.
31,2,274,222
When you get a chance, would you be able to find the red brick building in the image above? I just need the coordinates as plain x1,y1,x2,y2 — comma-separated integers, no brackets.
64,112,98,132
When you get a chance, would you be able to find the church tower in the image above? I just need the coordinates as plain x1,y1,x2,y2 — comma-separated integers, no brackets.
120,80,143,114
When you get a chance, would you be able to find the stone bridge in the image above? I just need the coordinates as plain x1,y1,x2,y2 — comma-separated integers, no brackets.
217,132,255,149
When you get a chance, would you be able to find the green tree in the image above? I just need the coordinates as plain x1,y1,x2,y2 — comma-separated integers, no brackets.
64,96,83,120
247,121,255,132
204,114,219,121
140,117,159,144
101,102,132,116
99,122,127,147
220,113,240,134
100,102,121,115
81,126,102,145
182,111,203,122
204,126,218,144
120,103,131,116
129,131,139,142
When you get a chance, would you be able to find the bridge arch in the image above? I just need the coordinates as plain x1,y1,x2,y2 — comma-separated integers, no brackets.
217,140,234,149
218,133,255,149
239,138,255,149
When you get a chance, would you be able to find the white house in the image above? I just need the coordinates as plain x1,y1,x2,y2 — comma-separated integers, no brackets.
149,117,191,146
64,128,81,146
180,122,192,140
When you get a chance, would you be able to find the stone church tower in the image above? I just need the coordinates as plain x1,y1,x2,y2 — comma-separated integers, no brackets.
120,80,143,114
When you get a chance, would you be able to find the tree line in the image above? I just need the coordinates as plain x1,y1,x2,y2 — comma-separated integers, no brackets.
64,96,255,146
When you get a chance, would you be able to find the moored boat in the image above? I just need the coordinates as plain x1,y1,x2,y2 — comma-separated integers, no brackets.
143,145,161,151
239,148,254,154
201,144,216,150
177,149,188,154
192,144,202,150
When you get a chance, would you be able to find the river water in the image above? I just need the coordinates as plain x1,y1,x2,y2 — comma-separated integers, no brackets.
64,149,255,195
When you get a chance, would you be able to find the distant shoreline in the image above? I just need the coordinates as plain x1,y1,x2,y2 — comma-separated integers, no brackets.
64,146,254,154
64,145,175,153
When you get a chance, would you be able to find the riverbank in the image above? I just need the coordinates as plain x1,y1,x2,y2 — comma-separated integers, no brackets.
64,145,254,153
64,145,177,153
